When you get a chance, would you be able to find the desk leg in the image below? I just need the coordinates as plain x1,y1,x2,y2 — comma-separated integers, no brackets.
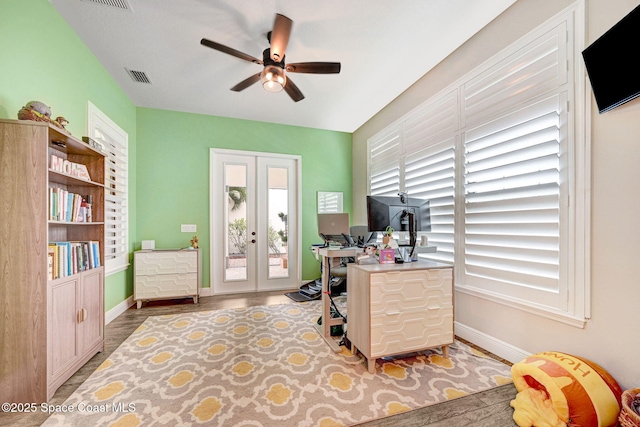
314,253,341,353
367,357,376,374
442,345,450,359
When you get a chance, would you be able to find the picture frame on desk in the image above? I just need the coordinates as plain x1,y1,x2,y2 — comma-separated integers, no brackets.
379,248,395,264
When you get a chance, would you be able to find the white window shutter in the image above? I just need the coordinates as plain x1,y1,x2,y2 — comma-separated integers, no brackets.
403,90,458,263
463,95,563,306
88,102,129,275
368,127,401,196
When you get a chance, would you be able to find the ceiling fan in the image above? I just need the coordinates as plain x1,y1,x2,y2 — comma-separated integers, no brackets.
200,13,341,102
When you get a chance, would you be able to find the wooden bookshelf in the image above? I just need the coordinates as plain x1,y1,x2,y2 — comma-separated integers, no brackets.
0,119,106,403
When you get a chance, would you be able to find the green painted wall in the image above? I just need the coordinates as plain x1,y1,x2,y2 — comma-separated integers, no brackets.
1,0,137,311
136,108,352,284
2,0,353,310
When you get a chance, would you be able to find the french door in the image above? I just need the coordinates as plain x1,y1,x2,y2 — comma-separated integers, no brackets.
210,149,300,294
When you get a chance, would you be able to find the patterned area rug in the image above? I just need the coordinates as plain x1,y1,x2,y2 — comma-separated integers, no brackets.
42,301,512,426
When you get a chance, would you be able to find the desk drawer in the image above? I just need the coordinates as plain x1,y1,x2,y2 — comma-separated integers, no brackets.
370,306,453,356
134,273,198,299
135,251,197,276
370,268,452,314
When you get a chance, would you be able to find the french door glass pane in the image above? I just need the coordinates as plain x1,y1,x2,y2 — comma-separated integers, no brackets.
268,167,288,279
225,164,247,281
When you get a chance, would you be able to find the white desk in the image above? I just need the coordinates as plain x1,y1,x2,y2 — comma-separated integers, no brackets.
313,246,361,352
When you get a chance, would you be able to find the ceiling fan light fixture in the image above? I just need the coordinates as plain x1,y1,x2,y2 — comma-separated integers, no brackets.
260,65,286,92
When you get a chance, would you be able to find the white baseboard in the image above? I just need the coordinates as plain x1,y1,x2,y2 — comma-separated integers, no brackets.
454,321,530,364
199,287,212,297
105,295,135,325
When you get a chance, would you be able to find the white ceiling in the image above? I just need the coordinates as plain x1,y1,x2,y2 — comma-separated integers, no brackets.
50,0,517,133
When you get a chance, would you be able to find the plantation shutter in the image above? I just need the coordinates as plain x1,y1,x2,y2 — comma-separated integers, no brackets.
101,131,129,273
463,95,564,304
368,127,401,196
88,102,129,275
403,91,458,263
460,22,569,307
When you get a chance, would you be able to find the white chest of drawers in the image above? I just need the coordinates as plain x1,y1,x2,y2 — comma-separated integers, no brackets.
134,249,200,308
347,260,453,373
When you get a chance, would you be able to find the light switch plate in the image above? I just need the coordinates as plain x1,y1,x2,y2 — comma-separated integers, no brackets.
181,224,197,233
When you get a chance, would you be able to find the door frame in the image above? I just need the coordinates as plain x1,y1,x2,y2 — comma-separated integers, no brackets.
209,148,302,295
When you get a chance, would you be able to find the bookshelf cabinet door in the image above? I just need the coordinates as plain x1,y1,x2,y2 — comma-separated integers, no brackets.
80,268,104,353
49,277,81,380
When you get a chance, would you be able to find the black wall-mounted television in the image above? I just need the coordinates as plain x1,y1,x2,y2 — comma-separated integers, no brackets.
582,5,640,113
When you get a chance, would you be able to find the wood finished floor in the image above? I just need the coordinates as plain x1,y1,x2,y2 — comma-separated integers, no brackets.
2,290,519,427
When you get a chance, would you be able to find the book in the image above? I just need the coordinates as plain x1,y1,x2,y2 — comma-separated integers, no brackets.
54,242,66,278
90,241,101,268
66,193,73,222
47,245,55,280
82,242,90,270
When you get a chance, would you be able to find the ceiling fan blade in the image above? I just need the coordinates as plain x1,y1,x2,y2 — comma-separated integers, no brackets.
284,77,304,102
231,73,261,92
286,62,341,74
269,14,292,63
201,38,262,64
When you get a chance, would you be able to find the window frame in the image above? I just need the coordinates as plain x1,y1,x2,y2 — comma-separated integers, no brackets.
367,1,589,327
87,101,130,276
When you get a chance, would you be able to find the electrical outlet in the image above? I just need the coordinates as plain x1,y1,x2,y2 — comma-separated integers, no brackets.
181,224,197,233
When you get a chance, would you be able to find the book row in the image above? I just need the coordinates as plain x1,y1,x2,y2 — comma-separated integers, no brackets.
48,241,101,281
49,187,93,223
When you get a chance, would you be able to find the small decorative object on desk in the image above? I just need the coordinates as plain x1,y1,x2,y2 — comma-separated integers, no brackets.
17,101,70,134
190,235,199,249
379,248,395,264
356,254,378,265
382,226,394,246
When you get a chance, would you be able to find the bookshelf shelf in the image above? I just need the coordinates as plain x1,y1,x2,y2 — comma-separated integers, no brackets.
0,118,106,404
48,221,105,226
49,169,105,187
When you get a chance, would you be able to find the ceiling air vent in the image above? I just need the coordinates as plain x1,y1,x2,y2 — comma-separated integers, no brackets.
126,69,152,84
80,0,132,11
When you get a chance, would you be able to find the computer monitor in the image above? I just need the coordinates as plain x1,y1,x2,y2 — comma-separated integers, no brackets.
366,194,431,248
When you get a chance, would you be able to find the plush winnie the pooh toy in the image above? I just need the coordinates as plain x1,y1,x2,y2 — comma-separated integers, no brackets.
510,351,622,427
